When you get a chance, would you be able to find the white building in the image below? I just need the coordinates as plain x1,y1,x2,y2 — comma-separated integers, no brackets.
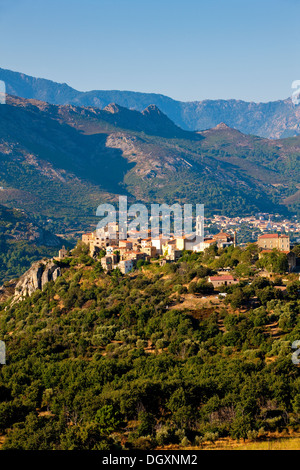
118,259,133,274
151,236,170,255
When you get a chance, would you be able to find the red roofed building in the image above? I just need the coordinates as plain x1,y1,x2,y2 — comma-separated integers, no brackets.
119,240,133,250
257,233,290,252
208,274,238,288
214,232,231,241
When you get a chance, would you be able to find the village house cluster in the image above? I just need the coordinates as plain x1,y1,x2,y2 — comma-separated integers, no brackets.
75,223,297,278
210,213,300,237
77,222,239,276
53,221,298,287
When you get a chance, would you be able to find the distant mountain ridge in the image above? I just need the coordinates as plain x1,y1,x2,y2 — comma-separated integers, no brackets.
1,67,300,139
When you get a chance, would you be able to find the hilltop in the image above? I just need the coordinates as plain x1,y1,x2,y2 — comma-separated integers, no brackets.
0,241,299,449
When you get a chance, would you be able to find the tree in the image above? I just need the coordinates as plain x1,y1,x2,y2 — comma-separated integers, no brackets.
291,244,300,257
257,250,288,274
287,281,300,300
228,288,247,309
95,405,123,435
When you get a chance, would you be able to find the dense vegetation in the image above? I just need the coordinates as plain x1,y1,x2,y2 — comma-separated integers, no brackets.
0,239,58,284
0,205,64,284
0,242,299,450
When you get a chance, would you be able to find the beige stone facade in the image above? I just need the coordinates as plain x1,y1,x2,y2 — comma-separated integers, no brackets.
257,234,290,252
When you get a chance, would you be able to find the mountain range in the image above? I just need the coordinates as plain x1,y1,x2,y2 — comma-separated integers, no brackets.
1,67,300,139
0,94,300,233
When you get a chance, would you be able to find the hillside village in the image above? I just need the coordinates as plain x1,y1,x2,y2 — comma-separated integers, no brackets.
53,220,300,287
210,213,300,240
2,212,299,305
2,1,300,452
2,211,300,450
77,222,237,276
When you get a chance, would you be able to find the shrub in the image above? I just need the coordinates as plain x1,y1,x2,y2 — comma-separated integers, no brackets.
180,436,191,447
204,431,219,443
247,430,258,441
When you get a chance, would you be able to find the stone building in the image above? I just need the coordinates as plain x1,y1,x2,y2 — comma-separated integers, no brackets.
208,275,238,288
118,259,134,274
58,245,68,259
101,254,117,271
257,233,290,252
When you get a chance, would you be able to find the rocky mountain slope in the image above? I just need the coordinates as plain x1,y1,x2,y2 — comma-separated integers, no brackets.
0,205,62,246
1,67,300,138
0,204,65,284
0,95,300,227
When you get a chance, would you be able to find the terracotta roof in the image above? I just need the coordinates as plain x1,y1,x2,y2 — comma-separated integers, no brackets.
214,231,231,238
259,233,279,239
209,275,235,281
152,235,171,240
258,233,279,239
261,249,291,254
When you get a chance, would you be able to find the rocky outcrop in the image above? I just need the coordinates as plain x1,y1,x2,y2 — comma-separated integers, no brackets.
13,259,61,302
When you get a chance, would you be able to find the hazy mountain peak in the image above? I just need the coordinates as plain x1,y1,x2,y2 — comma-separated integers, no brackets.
142,104,162,115
141,104,184,134
103,102,125,114
214,122,231,130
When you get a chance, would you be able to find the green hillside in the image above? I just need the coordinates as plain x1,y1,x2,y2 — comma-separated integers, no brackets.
0,243,299,449
0,205,66,284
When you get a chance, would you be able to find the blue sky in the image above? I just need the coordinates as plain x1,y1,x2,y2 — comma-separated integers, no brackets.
0,0,299,102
